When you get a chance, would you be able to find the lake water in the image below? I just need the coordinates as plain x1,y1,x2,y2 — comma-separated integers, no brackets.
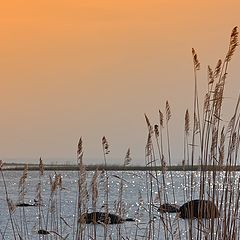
0,170,239,239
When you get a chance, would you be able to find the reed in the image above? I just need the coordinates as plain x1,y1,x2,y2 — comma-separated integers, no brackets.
18,164,30,239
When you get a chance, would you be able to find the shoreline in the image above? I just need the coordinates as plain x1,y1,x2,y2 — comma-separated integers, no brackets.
2,163,240,171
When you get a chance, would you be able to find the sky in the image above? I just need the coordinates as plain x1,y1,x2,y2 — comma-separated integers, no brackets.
0,0,240,165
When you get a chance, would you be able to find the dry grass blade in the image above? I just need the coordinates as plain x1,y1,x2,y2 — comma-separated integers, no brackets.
91,169,99,205
185,109,190,135
193,112,200,134
227,115,235,133
230,132,237,152
219,127,225,166
172,214,180,239
7,198,16,213
144,113,151,127
39,157,44,176
60,216,71,228
35,182,43,204
211,126,218,158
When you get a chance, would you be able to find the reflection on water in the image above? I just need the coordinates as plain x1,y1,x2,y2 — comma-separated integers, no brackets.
0,170,238,239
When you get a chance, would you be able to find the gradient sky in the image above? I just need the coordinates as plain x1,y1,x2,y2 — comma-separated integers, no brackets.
0,0,239,165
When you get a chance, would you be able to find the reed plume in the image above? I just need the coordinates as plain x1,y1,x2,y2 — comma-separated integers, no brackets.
154,124,159,138
102,136,110,155
145,113,154,135
192,48,200,70
225,26,239,62
214,59,222,78
74,153,85,238
165,101,171,122
18,164,28,203
208,65,214,85
77,137,83,162
146,132,153,158
185,109,190,136
124,148,132,166
159,110,164,127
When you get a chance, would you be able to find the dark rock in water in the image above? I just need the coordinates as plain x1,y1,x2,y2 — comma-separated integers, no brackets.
16,203,37,207
38,229,50,235
16,199,41,207
179,200,220,219
80,212,135,224
158,203,180,213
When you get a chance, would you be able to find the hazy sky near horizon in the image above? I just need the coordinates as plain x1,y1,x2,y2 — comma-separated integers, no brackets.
0,0,240,164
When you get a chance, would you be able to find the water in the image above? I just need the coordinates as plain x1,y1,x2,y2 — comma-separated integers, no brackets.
0,170,239,239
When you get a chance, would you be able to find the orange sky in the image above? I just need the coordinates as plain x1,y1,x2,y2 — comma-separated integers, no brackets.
0,0,239,164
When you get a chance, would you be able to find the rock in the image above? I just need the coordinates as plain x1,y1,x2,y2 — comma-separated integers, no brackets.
179,199,220,219
80,212,135,224
158,203,180,213
38,229,50,235
16,203,36,207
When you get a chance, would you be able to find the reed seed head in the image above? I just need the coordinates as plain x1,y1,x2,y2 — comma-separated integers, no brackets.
19,164,28,187
146,133,152,157
208,65,214,85
102,136,110,154
159,110,164,127
225,26,239,62
77,137,83,161
214,59,222,78
0,160,3,170
154,124,159,137
124,148,132,166
185,109,190,136
192,48,200,70
144,114,154,135
166,101,171,122
7,198,16,213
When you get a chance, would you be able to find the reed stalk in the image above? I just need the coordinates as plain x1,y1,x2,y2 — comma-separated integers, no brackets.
0,160,18,240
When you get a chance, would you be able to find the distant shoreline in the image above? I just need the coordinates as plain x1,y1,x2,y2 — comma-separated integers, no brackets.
2,163,240,171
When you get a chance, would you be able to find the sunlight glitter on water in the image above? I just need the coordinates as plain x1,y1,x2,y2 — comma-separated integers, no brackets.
0,170,239,239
